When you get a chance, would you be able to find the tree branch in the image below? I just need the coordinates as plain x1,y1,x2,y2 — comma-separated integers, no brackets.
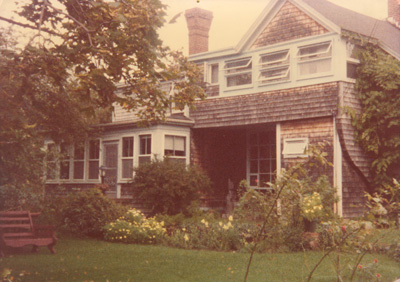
0,16,59,36
44,1,94,47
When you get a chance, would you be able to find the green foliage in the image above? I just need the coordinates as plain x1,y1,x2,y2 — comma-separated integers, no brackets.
164,215,254,252
103,209,166,244
130,158,211,216
346,35,400,186
0,184,43,211
54,188,127,238
0,0,205,205
365,178,400,227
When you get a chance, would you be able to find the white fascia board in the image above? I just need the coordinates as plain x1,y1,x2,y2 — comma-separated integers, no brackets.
378,41,400,61
237,0,342,53
236,0,283,52
188,47,238,62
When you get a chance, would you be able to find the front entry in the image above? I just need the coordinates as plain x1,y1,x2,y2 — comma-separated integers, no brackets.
103,141,118,197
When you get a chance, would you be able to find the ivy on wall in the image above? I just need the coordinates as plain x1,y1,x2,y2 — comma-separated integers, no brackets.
345,32,400,187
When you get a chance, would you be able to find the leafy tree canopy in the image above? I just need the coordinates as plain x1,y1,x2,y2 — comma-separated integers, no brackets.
0,0,205,198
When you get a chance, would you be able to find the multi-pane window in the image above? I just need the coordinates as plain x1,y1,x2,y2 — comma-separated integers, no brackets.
259,50,290,84
248,131,276,188
224,57,252,87
59,143,71,180
88,140,100,179
46,143,57,180
122,137,134,178
73,143,85,179
165,135,186,164
139,135,151,165
298,41,332,76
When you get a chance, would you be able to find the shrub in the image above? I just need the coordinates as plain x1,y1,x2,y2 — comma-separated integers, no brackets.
0,184,43,211
104,209,166,244
165,215,247,251
57,188,127,238
130,158,211,215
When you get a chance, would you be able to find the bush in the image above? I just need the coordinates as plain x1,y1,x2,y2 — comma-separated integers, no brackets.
56,188,127,238
164,215,247,251
130,158,211,215
0,184,43,211
104,209,166,244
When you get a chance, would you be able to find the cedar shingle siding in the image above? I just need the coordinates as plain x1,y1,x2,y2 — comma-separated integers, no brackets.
252,1,328,49
191,83,338,128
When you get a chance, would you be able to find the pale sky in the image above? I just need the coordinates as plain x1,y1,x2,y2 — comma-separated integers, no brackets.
0,0,389,55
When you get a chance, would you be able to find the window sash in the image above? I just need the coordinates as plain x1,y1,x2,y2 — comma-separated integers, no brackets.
248,132,276,188
259,50,289,68
165,135,186,157
282,138,308,156
122,137,134,179
122,137,134,157
224,57,252,74
297,42,332,61
88,140,100,180
259,67,290,83
140,135,151,155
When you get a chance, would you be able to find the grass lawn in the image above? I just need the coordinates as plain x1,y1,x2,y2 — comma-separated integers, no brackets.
1,237,400,282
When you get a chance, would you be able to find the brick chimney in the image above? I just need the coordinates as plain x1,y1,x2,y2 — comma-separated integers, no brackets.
185,8,213,55
388,0,400,27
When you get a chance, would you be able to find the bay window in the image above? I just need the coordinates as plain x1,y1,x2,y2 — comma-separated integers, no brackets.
139,135,151,165
165,135,186,163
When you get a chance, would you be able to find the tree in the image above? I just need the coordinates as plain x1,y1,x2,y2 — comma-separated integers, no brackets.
0,0,205,208
350,40,400,187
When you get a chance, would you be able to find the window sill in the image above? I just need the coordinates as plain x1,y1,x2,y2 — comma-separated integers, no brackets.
223,84,253,93
296,72,334,81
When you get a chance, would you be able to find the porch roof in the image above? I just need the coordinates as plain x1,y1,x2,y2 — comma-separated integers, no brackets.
190,82,338,128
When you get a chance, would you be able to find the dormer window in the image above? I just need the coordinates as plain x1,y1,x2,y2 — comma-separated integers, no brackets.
224,57,252,87
297,42,332,76
259,50,290,84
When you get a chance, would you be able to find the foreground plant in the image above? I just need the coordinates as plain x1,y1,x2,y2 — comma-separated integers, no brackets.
307,220,384,282
104,209,166,244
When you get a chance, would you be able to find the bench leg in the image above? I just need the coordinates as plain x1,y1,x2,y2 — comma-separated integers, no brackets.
32,245,39,253
48,244,56,254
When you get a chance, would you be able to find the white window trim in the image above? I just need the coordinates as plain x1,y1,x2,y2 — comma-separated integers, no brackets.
207,63,219,86
282,138,309,158
44,140,102,183
224,57,253,89
297,41,333,79
87,139,101,181
121,136,134,180
163,134,187,162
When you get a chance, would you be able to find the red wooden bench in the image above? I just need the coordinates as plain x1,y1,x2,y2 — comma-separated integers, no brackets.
0,211,57,257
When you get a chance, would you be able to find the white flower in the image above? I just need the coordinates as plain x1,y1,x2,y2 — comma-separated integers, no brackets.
228,215,233,222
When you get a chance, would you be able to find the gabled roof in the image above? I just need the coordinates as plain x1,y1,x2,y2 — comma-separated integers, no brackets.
302,0,400,58
191,0,400,61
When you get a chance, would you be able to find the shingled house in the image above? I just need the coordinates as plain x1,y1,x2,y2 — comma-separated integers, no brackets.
46,0,400,218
